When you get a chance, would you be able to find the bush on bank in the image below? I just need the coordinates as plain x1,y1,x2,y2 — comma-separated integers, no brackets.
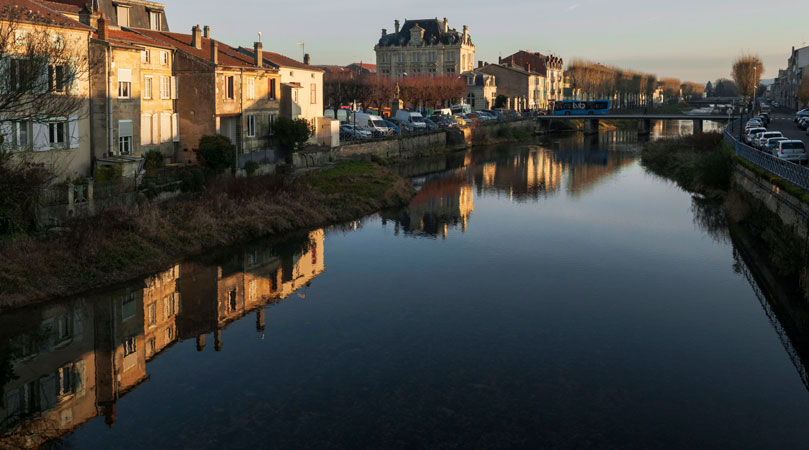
0,161,414,308
641,132,732,195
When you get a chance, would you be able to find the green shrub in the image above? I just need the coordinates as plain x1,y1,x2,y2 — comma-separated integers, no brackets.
179,167,206,192
244,160,259,175
196,135,236,174
144,150,165,170
275,117,312,151
0,153,52,234
94,164,122,182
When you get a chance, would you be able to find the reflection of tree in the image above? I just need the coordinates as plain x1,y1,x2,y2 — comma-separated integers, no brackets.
690,197,729,243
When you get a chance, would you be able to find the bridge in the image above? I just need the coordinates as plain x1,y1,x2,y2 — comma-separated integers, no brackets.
535,114,736,134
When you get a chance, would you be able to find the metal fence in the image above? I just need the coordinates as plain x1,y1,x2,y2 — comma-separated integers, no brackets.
724,124,809,191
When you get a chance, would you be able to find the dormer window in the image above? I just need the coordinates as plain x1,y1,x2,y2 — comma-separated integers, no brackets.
117,6,130,27
149,11,162,31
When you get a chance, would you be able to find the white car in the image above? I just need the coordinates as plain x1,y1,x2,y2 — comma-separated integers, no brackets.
774,140,807,164
766,137,789,155
744,127,766,144
755,131,783,149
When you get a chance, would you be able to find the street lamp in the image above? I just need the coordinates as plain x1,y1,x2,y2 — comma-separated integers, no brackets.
752,65,758,116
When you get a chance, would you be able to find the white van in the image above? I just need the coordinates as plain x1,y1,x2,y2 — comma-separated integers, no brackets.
435,108,452,117
450,104,471,115
350,112,392,137
394,110,427,130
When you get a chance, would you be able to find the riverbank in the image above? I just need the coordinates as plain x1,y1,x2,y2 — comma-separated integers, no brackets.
641,132,809,300
0,161,414,309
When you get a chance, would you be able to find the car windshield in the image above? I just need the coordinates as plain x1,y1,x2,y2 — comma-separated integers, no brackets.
411,116,424,123
763,133,781,138
783,142,806,150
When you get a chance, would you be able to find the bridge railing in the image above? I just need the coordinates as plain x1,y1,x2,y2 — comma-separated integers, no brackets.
724,122,809,192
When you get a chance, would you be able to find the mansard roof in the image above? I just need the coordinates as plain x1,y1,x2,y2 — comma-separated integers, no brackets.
0,0,91,30
377,18,468,48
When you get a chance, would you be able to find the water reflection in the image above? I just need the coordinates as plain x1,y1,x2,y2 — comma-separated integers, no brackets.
0,230,325,448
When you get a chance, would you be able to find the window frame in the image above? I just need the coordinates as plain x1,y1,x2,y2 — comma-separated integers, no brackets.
226,76,235,100
143,75,153,100
246,115,256,137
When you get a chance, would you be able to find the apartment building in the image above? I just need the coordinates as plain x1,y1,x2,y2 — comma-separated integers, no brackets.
477,63,545,112
500,51,564,106
462,70,497,111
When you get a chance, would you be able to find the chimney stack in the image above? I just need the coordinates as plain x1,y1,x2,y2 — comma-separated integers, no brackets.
478,60,483,68
443,17,448,33
382,28,387,36
203,25,210,39
463,25,468,43
253,41,262,67
211,40,218,65
191,24,202,49
97,13,108,41
394,19,400,33
303,53,310,65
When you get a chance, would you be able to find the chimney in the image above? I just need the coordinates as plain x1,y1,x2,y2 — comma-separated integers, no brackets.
498,56,502,64
394,19,400,33
303,53,310,65
210,40,218,65
253,41,262,67
79,2,99,28
382,28,387,36
203,25,210,39
443,17,448,33
478,60,483,68
97,13,108,41
191,24,202,49
463,25,468,43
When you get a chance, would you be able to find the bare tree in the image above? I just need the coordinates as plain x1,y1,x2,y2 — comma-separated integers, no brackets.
731,54,763,100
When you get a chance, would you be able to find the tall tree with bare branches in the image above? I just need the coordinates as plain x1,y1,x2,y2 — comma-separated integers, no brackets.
732,54,763,100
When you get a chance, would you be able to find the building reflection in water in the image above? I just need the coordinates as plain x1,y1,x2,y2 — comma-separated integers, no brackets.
0,230,325,448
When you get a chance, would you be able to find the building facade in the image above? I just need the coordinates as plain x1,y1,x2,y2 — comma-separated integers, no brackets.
500,51,564,106
784,46,809,110
477,63,545,112
462,70,497,111
47,0,170,31
375,18,475,77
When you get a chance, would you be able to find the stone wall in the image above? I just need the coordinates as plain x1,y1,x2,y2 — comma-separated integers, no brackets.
339,131,448,159
733,163,809,240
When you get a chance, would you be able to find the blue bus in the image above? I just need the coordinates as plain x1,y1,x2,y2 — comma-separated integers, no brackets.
552,100,610,115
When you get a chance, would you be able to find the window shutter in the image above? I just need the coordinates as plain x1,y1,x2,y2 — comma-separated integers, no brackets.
32,122,49,151
118,120,133,138
171,113,179,142
73,360,86,397
160,113,171,144
36,59,50,94
73,307,83,338
68,114,79,148
68,58,79,95
170,76,177,99
118,68,132,83
39,374,58,410
141,114,152,145
152,114,159,144
0,57,9,95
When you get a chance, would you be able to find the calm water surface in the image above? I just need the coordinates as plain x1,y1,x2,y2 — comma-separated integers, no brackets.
3,121,809,449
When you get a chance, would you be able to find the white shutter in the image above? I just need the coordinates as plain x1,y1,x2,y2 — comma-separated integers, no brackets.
170,76,177,99
141,114,152,145
68,58,79,95
117,68,132,83
68,114,79,149
151,114,159,144
33,122,49,151
0,58,9,94
171,113,179,142
118,120,133,138
160,113,171,144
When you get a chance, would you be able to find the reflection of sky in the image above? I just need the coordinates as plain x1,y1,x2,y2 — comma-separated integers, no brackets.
165,0,805,83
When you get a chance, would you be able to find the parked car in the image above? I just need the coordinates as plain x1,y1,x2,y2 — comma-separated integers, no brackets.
744,127,766,144
480,109,503,121
773,101,780,108
794,109,809,123
766,137,789,155
799,117,809,130
339,124,372,140
753,131,784,150
429,115,454,128
757,113,770,125
755,131,783,149
450,104,472,115
423,118,440,131
383,119,401,135
350,112,392,137
394,110,428,131
774,140,808,164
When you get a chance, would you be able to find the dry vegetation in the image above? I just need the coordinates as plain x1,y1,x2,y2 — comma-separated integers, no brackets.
0,162,414,307
324,72,466,113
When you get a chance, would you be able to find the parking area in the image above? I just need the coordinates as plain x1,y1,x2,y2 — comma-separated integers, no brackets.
762,111,809,146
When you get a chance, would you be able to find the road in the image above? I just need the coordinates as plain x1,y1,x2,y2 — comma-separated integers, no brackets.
762,111,808,146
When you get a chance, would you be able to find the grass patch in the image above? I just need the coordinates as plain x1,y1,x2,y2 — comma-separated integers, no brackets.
641,132,731,196
0,162,414,308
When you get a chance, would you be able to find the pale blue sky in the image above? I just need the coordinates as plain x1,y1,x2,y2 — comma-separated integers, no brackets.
166,0,808,83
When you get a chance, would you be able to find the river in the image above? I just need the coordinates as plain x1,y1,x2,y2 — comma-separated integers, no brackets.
3,120,809,449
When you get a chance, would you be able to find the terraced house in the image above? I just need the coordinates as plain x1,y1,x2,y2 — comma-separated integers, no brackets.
375,18,475,77
136,25,281,164
0,0,93,180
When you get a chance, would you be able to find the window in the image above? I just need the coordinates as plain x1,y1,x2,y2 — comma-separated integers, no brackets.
268,78,277,99
160,75,170,99
164,293,176,318
2,121,30,150
446,68,455,73
160,51,168,66
147,303,157,326
123,336,137,356
143,76,152,99
55,314,72,342
141,49,150,64
226,290,237,312
246,77,255,100
446,52,455,62
292,89,298,103
380,54,388,63
48,65,67,93
51,34,64,50
118,120,132,155
165,326,174,341
248,280,257,301
118,69,132,98
312,243,318,265
246,115,256,137
122,292,136,321
226,75,234,99
147,338,156,355
14,30,27,47
412,53,420,63
397,53,405,63
310,83,317,104
268,113,275,135
49,122,66,147
57,364,74,398
117,6,130,27
428,51,436,62
149,11,162,31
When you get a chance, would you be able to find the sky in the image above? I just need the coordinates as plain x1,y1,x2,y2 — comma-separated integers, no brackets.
166,0,809,84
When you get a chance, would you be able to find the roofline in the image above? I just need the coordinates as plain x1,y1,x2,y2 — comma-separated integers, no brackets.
112,0,166,10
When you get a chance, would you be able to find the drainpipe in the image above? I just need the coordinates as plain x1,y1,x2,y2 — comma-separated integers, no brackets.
87,36,95,176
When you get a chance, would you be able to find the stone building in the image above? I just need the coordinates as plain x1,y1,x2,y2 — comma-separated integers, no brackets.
462,69,497,111
375,18,475,77
135,25,282,164
477,64,545,112
0,0,94,180
784,46,809,109
46,0,170,31
500,51,564,106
